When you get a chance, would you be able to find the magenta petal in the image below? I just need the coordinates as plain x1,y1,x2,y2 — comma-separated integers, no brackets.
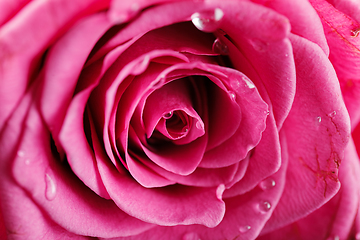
2,91,152,238
223,111,281,198
121,132,288,240
258,138,360,239
41,13,111,138
0,0,30,26
207,0,296,129
262,33,351,232
142,78,205,145
0,0,109,130
254,0,329,55
310,0,360,129
93,128,225,227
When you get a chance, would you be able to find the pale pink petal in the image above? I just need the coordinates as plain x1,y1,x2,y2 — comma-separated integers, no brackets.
262,33,351,232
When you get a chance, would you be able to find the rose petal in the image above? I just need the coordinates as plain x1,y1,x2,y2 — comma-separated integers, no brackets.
93,125,225,227
116,131,288,240
262,33,351,232
258,138,360,239
0,0,30,26
253,0,330,56
2,88,152,238
310,0,360,129
40,12,112,138
206,0,296,129
0,0,109,130
326,0,360,23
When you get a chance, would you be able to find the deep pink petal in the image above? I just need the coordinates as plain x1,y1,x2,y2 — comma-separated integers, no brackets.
262,33,351,232
253,0,329,55
258,138,360,240
1,88,152,238
93,125,225,227
310,0,360,129
0,0,109,130
40,12,112,138
198,65,268,168
116,132,288,240
326,0,360,23
223,110,281,198
206,0,296,129
0,0,30,26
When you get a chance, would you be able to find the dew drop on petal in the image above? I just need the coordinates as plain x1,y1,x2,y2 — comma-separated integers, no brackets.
250,39,269,52
17,150,25,157
257,201,271,213
183,232,201,240
229,91,236,101
242,76,255,89
285,53,289,57
45,172,57,201
259,178,276,190
191,8,224,32
317,116,322,123
239,225,251,233
328,111,336,118
212,38,229,55
164,112,173,119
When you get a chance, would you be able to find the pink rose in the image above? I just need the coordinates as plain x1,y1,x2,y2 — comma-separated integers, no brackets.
0,0,355,239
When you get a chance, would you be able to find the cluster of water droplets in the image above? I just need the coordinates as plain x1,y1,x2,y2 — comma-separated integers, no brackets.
17,150,57,201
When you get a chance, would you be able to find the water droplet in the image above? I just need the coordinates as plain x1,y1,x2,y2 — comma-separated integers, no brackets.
257,201,271,213
45,173,57,201
317,116,322,123
242,77,255,89
259,178,276,190
183,232,200,240
229,91,236,101
196,121,203,129
17,150,25,157
334,236,340,240
265,110,270,116
164,112,173,119
250,39,269,52
351,28,360,37
132,55,150,75
191,8,224,32
212,38,229,55
328,111,336,118
239,225,251,233
285,53,289,57
109,2,140,24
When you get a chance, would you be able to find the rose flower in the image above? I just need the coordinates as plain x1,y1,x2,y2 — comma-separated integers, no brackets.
0,0,358,239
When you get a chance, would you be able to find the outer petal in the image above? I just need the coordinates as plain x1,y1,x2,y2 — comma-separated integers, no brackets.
207,0,296,129
0,0,30,26
0,0,110,131
112,131,288,240
262,33,351,233
2,88,153,238
258,138,360,240
310,0,360,129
